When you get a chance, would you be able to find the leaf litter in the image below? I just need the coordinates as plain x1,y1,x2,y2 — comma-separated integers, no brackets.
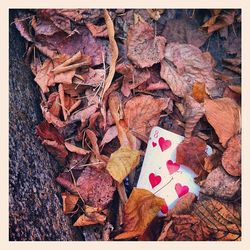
15,8,241,241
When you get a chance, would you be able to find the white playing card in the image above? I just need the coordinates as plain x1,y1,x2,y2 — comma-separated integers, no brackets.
137,126,212,215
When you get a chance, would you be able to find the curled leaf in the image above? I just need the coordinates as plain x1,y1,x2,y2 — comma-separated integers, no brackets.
115,188,165,240
106,146,140,183
101,9,118,98
65,142,90,155
61,192,79,214
100,126,118,147
183,95,205,138
204,98,241,147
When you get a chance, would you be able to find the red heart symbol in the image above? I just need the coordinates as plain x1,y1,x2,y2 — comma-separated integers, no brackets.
166,160,180,175
160,203,168,214
152,142,157,147
175,183,189,198
158,137,171,152
149,173,161,188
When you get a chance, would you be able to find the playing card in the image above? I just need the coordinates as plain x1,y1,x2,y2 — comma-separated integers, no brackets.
137,126,212,215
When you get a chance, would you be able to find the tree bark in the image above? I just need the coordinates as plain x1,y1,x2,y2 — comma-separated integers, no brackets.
9,9,83,241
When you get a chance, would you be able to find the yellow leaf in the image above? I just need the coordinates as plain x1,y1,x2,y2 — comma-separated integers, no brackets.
106,146,140,183
61,192,79,214
115,188,165,240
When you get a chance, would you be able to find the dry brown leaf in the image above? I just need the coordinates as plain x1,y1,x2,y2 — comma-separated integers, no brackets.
42,139,68,165
193,199,241,240
85,128,109,163
146,9,164,21
115,188,165,240
169,192,196,216
183,95,205,138
162,17,209,48
47,92,61,117
100,126,118,147
127,20,166,68
101,9,118,99
14,18,33,42
73,214,101,227
160,214,212,241
106,145,140,183
65,142,90,155
204,98,241,147
176,136,207,175
36,120,64,144
200,167,240,200
75,68,105,87
76,166,116,209
61,192,79,214
85,22,108,37
160,43,222,98
192,81,207,103
108,91,137,148
222,135,241,176
202,11,235,33
124,95,169,141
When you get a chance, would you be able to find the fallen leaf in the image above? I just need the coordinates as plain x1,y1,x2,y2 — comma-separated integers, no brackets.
200,167,240,200
204,98,241,146
169,192,196,216
32,15,60,36
193,199,241,240
160,43,222,98
76,167,116,208
162,17,209,48
116,61,150,97
202,11,235,33
101,9,118,98
159,214,212,240
146,9,164,20
47,92,61,117
42,139,68,165
115,188,165,240
73,214,103,227
176,136,207,175
85,128,109,163
61,192,79,214
124,95,169,141
14,18,33,42
85,22,108,37
36,120,64,144
39,9,72,34
108,91,137,148
127,20,166,68
183,95,205,138
65,142,90,155
100,126,118,147
192,81,207,103
222,135,241,176
76,68,105,86
106,145,140,183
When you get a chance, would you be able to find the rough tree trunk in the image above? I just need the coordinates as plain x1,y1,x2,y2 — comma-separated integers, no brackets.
9,9,83,241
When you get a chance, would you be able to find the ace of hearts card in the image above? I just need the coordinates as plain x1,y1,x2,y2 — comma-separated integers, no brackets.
137,126,212,214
